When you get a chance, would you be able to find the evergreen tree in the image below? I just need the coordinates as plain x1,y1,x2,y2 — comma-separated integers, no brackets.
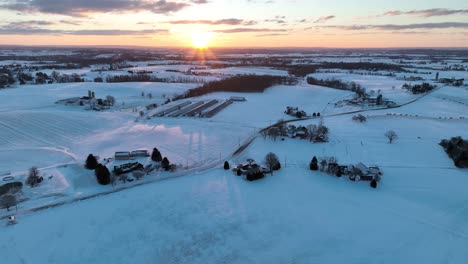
95,164,111,185
224,161,230,170
161,157,170,171
310,156,319,171
86,154,98,170
151,148,163,162
376,94,383,105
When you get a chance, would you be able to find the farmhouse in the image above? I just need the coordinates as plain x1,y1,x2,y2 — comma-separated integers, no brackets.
439,78,464,86
350,163,382,181
232,159,266,181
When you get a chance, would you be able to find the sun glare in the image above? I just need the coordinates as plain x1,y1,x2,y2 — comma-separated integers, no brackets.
191,31,212,49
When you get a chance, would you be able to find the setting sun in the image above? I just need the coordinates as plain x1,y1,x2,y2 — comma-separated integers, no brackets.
191,31,213,49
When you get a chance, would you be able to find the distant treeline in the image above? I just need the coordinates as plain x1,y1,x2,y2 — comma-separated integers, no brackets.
287,62,407,77
105,74,205,83
306,76,367,97
180,75,297,99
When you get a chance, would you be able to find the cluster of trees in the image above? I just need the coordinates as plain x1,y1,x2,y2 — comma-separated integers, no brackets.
306,120,330,142
310,156,340,175
262,119,330,143
264,152,281,175
320,62,405,72
352,114,367,122
105,74,205,84
106,74,165,83
25,167,44,187
0,67,15,88
34,72,50,84
50,71,84,83
86,154,110,185
307,77,368,98
287,62,405,77
0,182,22,211
402,82,436,94
181,75,297,99
151,147,174,171
440,137,468,168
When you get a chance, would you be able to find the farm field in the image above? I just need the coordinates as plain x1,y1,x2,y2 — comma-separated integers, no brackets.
1,48,468,264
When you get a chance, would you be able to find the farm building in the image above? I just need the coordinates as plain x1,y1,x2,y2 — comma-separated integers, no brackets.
130,150,149,158
232,159,266,181
230,96,246,102
350,163,382,181
439,78,464,86
113,162,144,175
115,151,131,160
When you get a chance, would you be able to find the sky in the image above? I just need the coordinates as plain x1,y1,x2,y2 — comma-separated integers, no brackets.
0,0,467,48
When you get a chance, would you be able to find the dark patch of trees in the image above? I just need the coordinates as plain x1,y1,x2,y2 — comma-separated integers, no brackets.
286,62,406,77
440,137,468,168
307,77,367,97
0,182,23,196
51,71,84,83
181,75,297,99
319,62,405,72
264,152,281,175
95,164,111,185
0,194,17,211
0,67,15,88
85,154,98,170
287,65,317,77
25,167,43,187
161,157,171,171
151,148,163,162
106,74,165,83
352,114,367,122
310,156,319,171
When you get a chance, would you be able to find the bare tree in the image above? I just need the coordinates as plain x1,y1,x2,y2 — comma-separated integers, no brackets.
319,158,328,172
385,130,398,144
264,152,280,175
267,127,279,141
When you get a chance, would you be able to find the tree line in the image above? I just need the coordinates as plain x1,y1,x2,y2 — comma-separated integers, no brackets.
180,75,297,99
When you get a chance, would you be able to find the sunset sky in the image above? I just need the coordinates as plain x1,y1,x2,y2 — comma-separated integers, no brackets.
0,0,467,48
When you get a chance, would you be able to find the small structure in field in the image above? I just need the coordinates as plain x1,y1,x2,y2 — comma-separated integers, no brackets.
114,151,131,160
439,78,464,87
285,106,307,118
230,96,246,102
349,163,382,182
130,150,150,158
232,159,266,181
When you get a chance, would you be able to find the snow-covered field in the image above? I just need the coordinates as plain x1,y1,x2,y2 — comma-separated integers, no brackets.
1,54,468,264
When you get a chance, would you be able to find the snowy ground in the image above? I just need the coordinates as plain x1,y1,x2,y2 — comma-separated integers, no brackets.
1,58,468,263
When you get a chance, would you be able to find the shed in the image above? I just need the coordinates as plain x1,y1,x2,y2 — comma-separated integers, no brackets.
130,150,149,157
